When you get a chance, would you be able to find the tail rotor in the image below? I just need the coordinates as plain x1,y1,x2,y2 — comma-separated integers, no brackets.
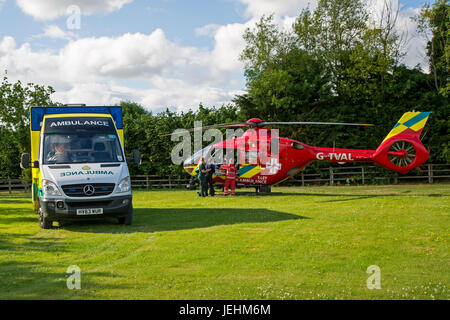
387,141,416,167
373,112,431,174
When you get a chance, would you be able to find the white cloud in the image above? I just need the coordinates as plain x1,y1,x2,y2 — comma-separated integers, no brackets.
16,0,133,20
136,77,242,113
0,36,16,53
238,0,316,18
205,14,297,75
58,30,196,81
367,0,428,70
35,25,78,41
0,30,240,112
195,24,221,37
209,21,252,73
396,7,428,70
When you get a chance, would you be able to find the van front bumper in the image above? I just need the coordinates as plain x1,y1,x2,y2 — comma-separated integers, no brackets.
39,195,132,221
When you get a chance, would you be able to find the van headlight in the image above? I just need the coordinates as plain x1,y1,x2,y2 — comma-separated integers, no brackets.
117,177,131,193
42,180,61,196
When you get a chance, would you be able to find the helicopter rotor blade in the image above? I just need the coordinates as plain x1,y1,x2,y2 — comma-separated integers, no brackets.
260,122,374,127
160,120,374,136
160,122,251,137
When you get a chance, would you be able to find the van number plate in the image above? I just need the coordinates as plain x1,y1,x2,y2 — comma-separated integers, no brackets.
76,208,103,215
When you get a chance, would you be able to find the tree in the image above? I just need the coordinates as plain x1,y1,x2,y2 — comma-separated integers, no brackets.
121,101,241,176
0,75,57,177
294,0,369,93
417,0,449,97
236,0,448,163
238,14,332,128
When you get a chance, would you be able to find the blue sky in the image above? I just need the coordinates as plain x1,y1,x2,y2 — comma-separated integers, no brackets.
0,0,433,112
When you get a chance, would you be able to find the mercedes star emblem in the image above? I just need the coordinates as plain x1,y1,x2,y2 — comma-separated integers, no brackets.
83,184,95,196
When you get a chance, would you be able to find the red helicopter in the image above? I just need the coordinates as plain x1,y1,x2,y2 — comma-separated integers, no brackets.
182,112,431,191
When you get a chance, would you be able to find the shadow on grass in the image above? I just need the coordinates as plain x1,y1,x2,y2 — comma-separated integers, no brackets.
0,198,32,204
0,232,131,299
0,259,130,299
233,190,445,203
63,208,308,233
0,206,37,225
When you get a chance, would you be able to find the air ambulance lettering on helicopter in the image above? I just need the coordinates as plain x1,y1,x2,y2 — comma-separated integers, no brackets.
178,112,431,191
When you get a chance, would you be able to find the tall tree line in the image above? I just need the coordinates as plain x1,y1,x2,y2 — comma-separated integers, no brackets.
235,0,449,162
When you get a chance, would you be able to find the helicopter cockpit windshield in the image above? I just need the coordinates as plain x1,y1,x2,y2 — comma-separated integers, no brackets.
183,144,242,168
183,145,213,167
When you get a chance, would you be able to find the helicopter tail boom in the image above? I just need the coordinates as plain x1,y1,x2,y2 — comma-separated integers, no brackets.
311,147,375,163
310,112,431,174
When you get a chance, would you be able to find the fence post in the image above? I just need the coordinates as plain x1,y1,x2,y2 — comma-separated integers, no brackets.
168,176,171,189
8,177,12,194
146,175,149,190
329,167,334,186
301,172,305,187
428,164,433,184
361,167,365,185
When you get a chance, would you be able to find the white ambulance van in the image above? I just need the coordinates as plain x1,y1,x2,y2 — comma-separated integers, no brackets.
20,105,141,229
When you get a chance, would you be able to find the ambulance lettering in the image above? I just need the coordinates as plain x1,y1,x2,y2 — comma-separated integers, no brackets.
50,120,109,127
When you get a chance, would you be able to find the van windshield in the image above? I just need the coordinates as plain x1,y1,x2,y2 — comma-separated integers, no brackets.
43,117,124,164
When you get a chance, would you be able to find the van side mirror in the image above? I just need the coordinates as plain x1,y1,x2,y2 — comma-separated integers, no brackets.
127,150,141,165
133,149,141,165
20,153,31,169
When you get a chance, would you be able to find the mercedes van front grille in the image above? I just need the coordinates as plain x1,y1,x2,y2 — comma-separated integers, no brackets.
61,183,116,197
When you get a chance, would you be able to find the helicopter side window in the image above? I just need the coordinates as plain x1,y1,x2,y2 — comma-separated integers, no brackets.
245,151,258,165
223,148,240,165
292,142,304,150
213,148,240,175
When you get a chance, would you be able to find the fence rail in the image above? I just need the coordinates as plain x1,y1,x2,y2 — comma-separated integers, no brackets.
287,163,450,187
1,163,449,194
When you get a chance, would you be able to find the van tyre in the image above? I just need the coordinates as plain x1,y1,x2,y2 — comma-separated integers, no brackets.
38,208,52,229
118,205,133,225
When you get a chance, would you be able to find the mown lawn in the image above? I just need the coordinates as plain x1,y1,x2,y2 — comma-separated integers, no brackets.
0,184,448,300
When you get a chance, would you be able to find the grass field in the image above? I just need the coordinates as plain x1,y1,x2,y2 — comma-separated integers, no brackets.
0,184,448,300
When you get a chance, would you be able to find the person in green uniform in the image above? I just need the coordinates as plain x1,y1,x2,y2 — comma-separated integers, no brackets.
197,157,210,197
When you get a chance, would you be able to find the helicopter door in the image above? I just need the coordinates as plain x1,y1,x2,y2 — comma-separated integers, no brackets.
259,137,284,175
213,148,240,176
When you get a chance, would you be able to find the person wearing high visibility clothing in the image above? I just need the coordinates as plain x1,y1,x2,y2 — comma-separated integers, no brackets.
221,158,237,196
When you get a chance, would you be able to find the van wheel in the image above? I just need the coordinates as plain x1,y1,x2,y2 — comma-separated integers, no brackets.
118,205,133,225
38,208,52,229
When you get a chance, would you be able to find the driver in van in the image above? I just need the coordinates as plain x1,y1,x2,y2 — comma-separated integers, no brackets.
48,142,70,163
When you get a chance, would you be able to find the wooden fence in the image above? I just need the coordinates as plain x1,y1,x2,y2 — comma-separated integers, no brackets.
1,163,449,194
286,163,450,187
